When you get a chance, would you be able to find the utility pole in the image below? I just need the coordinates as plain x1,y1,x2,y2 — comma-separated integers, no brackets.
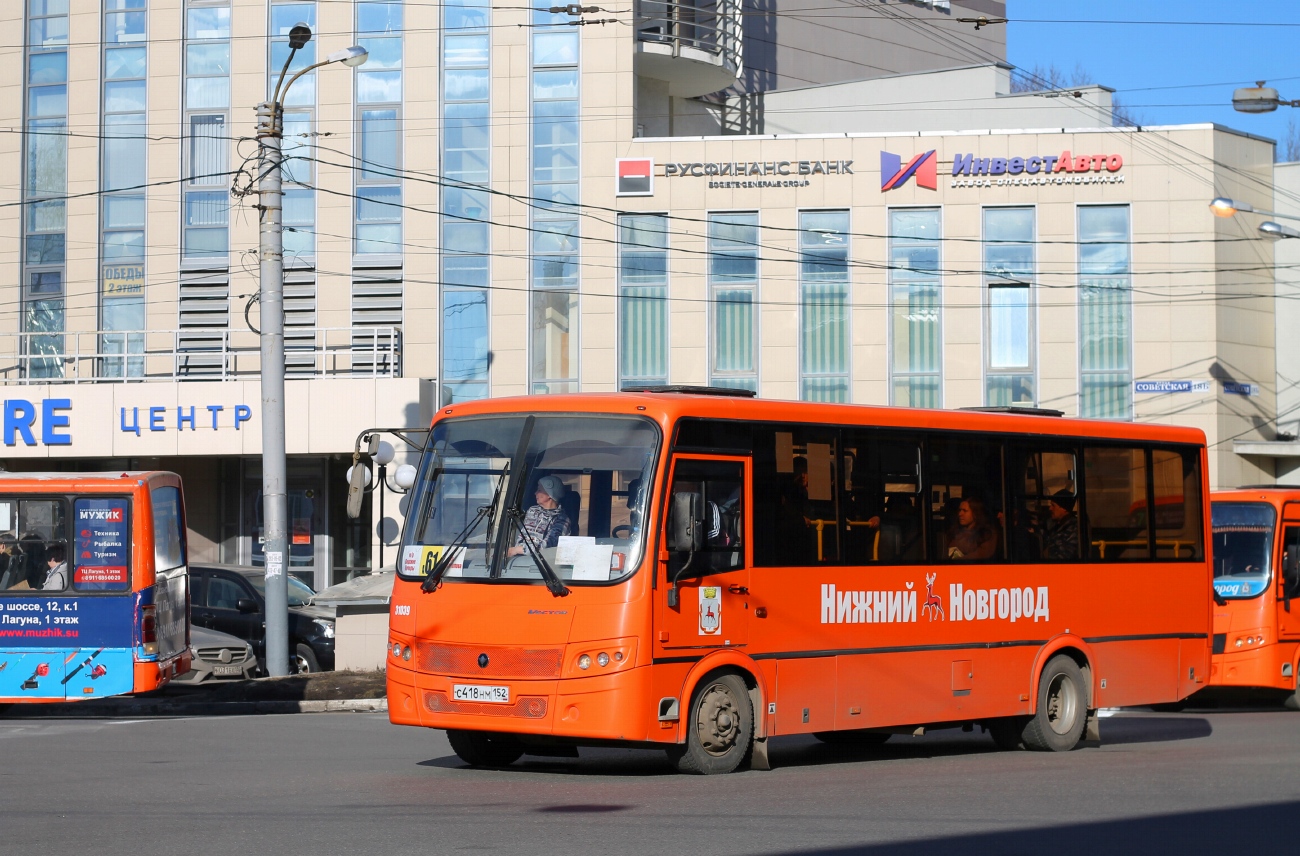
254,25,367,676
255,71,291,679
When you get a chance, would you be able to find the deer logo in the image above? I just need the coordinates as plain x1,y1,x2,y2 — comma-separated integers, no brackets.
922,573,944,621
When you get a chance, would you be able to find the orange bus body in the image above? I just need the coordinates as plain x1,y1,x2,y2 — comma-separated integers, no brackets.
0,472,191,702
1208,489,1300,697
387,393,1213,768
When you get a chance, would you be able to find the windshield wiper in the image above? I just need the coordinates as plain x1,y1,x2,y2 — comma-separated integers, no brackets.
420,464,508,594
503,505,571,598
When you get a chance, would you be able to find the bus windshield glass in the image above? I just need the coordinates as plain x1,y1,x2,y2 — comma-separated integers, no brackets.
1210,502,1274,598
399,415,659,585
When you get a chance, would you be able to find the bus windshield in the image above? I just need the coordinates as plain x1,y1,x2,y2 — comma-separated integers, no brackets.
399,415,659,585
1210,502,1274,599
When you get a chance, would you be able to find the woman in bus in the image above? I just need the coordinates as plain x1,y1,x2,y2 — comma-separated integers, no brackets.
948,497,998,560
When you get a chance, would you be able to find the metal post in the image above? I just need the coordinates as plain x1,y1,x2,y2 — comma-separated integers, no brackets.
255,100,290,677
378,463,386,569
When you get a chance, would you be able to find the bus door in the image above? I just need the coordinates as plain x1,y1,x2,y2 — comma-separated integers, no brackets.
656,456,750,651
1279,504,1300,641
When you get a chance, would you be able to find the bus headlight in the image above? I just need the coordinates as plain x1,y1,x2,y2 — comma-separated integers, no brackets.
596,652,610,667
578,654,591,670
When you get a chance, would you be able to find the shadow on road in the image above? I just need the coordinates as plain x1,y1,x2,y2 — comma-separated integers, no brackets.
414,713,1212,776
753,800,1300,855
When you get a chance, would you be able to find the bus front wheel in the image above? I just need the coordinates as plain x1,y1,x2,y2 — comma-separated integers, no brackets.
447,729,524,767
1022,655,1088,752
667,673,753,774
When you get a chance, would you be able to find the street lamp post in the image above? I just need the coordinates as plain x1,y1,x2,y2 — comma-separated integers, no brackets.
256,25,367,676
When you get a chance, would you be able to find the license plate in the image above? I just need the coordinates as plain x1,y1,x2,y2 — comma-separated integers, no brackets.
452,684,510,703
213,665,244,677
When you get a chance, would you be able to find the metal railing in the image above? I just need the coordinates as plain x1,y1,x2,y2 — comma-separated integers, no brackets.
635,0,743,69
0,326,401,383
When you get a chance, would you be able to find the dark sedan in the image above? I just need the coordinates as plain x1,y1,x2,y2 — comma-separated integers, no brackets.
190,565,335,673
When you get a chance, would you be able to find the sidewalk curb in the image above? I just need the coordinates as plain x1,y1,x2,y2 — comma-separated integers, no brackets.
2,697,388,718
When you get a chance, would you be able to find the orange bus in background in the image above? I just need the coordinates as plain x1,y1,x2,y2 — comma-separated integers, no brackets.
1207,488,1300,706
0,472,190,701
386,389,1213,773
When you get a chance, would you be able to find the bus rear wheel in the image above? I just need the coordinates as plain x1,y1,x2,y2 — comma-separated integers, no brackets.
667,673,753,775
446,729,524,767
1022,655,1088,752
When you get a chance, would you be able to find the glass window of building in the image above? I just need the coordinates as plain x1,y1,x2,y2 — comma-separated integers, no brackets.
355,1,402,260
23,0,69,379
799,210,850,402
708,212,760,392
888,208,942,408
618,214,669,388
1078,205,1132,419
101,0,149,378
983,207,1035,405
183,1,231,262
530,9,581,394
441,0,490,405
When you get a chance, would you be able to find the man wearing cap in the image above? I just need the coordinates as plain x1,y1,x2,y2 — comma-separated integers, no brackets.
508,475,574,557
1044,490,1080,561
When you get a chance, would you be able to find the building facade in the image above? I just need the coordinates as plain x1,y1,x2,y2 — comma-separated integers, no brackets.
0,0,1284,583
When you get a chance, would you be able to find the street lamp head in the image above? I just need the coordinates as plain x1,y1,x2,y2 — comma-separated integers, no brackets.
328,45,369,67
1209,197,1245,218
288,22,312,50
394,465,418,491
373,440,395,466
1259,221,1300,240
1233,81,1281,114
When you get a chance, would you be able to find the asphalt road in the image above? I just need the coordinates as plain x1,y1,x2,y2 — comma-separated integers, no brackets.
2,704,1297,856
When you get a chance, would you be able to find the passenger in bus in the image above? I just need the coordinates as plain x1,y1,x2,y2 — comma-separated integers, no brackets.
948,497,998,560
19,533,46,589
0,535,21,589
777,457,816,563
1043,490,1080,560
507,475,574,557
42,543,68,591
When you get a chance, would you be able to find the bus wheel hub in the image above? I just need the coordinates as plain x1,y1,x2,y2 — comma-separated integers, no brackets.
698,684,739,754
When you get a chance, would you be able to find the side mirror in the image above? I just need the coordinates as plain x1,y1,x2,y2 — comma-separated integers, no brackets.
236,598,259,614
1285,552,1300,598
668,492,704,553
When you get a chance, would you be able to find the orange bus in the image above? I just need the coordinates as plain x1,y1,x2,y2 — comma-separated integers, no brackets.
386,389,1212,773
0,472,190,701
1207,488,1300,705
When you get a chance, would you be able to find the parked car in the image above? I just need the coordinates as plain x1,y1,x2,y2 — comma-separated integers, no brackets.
176,626,258,684
189,565,336,673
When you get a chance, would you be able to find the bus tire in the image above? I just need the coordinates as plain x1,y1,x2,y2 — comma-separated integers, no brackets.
292,644,320,674
446,729,525,767
1285,690,1300,711
1022,655,1088,752
667,673,753,775
813,730,891,746
987,717,1029,751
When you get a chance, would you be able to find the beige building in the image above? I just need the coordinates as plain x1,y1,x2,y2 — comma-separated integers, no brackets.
0,0,1286,585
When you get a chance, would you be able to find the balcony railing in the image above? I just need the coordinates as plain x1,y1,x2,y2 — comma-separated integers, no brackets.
0,327,401,384
635,0,743,96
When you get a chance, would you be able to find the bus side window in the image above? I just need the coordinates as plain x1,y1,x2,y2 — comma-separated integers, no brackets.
1151,447,1203,561
667,459,744,577
753,427,839,566
842,435,923,565
928,438,1005,562
1083,446,1151,560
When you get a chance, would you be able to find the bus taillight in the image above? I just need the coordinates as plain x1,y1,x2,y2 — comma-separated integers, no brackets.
140,604,158,656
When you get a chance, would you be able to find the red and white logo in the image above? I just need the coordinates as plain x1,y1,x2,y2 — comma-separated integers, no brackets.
922,572,945,621
616,158,654,197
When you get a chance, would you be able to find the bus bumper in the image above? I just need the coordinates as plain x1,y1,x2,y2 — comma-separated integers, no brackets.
387,661,658,743
1209,641,1297,691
